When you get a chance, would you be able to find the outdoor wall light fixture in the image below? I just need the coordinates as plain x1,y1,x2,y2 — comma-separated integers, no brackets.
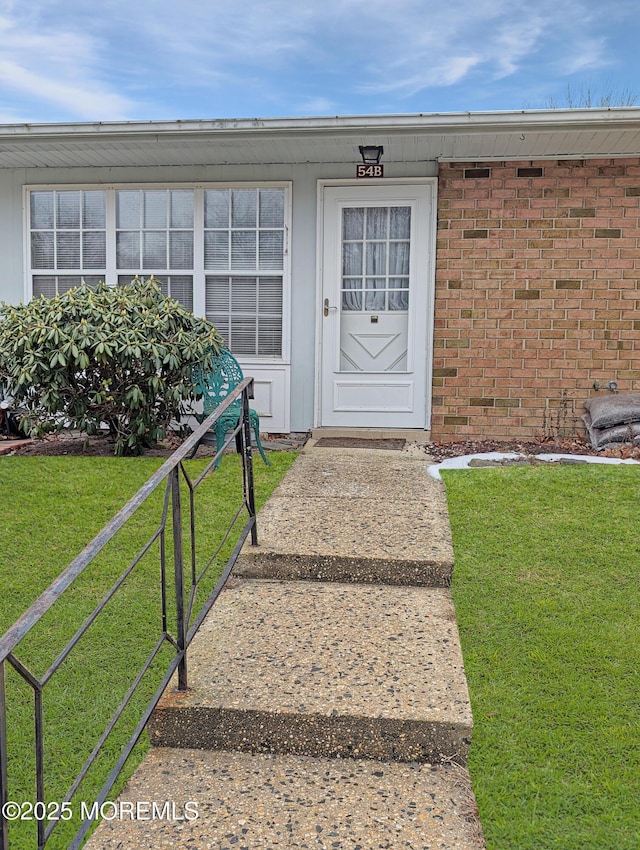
359,145,384,164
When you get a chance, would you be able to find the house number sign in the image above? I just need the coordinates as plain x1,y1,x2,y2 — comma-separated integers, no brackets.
356,164,384,178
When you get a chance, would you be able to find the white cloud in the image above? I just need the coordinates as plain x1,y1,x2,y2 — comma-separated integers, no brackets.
295,96,341,115
0,5,137,120
557,37,610,75
358,56,482,97
342,0,614,98
0,58,132,119
490,14,549,78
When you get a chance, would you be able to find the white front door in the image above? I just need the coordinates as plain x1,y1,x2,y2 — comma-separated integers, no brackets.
319,182,435,429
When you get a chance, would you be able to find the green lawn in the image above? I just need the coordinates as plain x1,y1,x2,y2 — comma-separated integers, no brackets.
0,451,297,849
443,465,640,850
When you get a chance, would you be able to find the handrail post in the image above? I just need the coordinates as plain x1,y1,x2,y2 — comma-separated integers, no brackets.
35,689,45,850
241,382,258,546
0,662,8,850
171,468,188,691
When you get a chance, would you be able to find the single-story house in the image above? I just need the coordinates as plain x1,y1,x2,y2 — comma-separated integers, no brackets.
2,107,640,442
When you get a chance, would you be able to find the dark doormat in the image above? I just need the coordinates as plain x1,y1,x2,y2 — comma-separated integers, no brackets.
314,437,406,450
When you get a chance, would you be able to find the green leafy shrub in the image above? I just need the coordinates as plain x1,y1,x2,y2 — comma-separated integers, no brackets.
0,278,223,455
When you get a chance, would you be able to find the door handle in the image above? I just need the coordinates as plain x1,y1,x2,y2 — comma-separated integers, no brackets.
323,298,337,317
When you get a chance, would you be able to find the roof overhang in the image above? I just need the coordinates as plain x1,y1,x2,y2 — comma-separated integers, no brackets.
1,108,640,169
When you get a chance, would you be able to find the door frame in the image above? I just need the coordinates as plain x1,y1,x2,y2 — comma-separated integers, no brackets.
314,177,438,430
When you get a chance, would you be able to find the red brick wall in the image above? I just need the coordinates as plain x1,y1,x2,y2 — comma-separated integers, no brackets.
432,158,640,441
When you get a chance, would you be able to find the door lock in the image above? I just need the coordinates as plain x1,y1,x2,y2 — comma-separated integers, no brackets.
323,298,337,317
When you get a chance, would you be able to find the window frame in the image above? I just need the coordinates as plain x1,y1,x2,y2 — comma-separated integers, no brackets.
23,181,292,364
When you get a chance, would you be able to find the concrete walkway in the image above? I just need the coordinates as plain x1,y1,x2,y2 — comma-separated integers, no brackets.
86,440,485,849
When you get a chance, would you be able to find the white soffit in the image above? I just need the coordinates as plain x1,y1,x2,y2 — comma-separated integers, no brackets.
0,109,640,168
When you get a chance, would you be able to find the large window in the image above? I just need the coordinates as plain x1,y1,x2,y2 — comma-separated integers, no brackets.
27,185,289,358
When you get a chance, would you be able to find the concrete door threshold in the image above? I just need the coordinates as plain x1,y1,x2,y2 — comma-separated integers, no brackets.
312,427,431,441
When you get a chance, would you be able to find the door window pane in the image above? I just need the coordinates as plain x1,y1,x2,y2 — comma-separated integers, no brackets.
365,290,385,311
388,291,409,310
341,205,411,314
389,242,410,275
390,206,411,239
366,207,388,240
342,291,362,311
342,243,362,276
366,243,386,276
342,208,364,240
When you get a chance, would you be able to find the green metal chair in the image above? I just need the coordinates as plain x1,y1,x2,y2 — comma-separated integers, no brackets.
191,348,270,468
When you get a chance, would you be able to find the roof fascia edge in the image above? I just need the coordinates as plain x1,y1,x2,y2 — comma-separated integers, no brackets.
0,107,639,143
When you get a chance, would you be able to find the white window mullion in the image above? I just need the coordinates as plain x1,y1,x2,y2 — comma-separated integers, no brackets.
105,188,117,286
192,188,206,317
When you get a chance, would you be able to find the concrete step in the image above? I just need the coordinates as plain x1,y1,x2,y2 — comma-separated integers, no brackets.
235,448,454,586
149,579,472,765
84,748,485,850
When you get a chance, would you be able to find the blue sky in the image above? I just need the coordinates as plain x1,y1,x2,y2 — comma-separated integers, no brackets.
0,0,639,124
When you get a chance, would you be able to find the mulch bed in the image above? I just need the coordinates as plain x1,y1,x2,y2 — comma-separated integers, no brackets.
3,431,639,461
422,436,640,463
0,430,305,457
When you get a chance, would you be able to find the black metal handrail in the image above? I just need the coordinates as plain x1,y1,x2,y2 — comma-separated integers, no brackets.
0,378,259,849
